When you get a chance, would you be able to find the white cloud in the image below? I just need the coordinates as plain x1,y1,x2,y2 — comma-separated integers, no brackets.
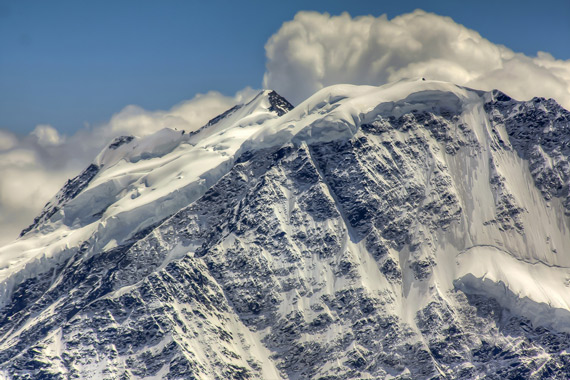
31,124,63,146
0,148,75,246
0,89,254,246
263,10,570,109
105,88,257,138
0,131,18,151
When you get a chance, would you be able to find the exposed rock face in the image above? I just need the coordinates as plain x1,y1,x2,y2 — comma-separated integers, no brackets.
485,91,570,213
1,81,570,379
267,90,294,116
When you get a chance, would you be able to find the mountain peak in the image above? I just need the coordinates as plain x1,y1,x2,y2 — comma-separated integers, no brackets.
240,89,294,117
266,90,294,116
2,80,570,379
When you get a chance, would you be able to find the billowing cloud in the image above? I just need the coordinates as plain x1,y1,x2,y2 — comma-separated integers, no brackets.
31,124,64,146
0,89,255,246
263,10,570,108
0,131,18,151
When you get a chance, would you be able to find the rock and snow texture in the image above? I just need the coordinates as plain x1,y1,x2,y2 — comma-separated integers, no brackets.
1,80,570,379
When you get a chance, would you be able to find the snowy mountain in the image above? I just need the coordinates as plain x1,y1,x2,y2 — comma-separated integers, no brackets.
1,80,570,379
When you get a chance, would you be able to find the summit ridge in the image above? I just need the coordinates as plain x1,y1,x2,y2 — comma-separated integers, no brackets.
1,80,570,379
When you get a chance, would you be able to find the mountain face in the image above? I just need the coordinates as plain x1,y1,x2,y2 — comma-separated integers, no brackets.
1,81,570,379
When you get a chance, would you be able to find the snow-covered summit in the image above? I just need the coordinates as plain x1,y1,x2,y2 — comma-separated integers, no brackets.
1,89,294,293
3,78,570,313
2,82,445,265
1,79,570,379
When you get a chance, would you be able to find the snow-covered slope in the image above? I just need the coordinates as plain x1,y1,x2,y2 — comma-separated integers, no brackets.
1,80,570,379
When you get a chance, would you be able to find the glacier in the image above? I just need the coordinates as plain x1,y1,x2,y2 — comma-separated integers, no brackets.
0,79,569,379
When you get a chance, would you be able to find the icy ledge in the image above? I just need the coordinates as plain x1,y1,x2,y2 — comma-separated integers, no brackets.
454,245,570,333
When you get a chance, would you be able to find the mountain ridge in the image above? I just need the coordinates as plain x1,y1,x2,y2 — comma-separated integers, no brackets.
1,80,570,379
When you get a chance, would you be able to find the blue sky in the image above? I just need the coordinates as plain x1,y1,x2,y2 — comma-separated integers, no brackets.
1,0,569,135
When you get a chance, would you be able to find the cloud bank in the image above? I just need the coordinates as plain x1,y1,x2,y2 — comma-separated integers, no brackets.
263,10,570,108
0,89,255,245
